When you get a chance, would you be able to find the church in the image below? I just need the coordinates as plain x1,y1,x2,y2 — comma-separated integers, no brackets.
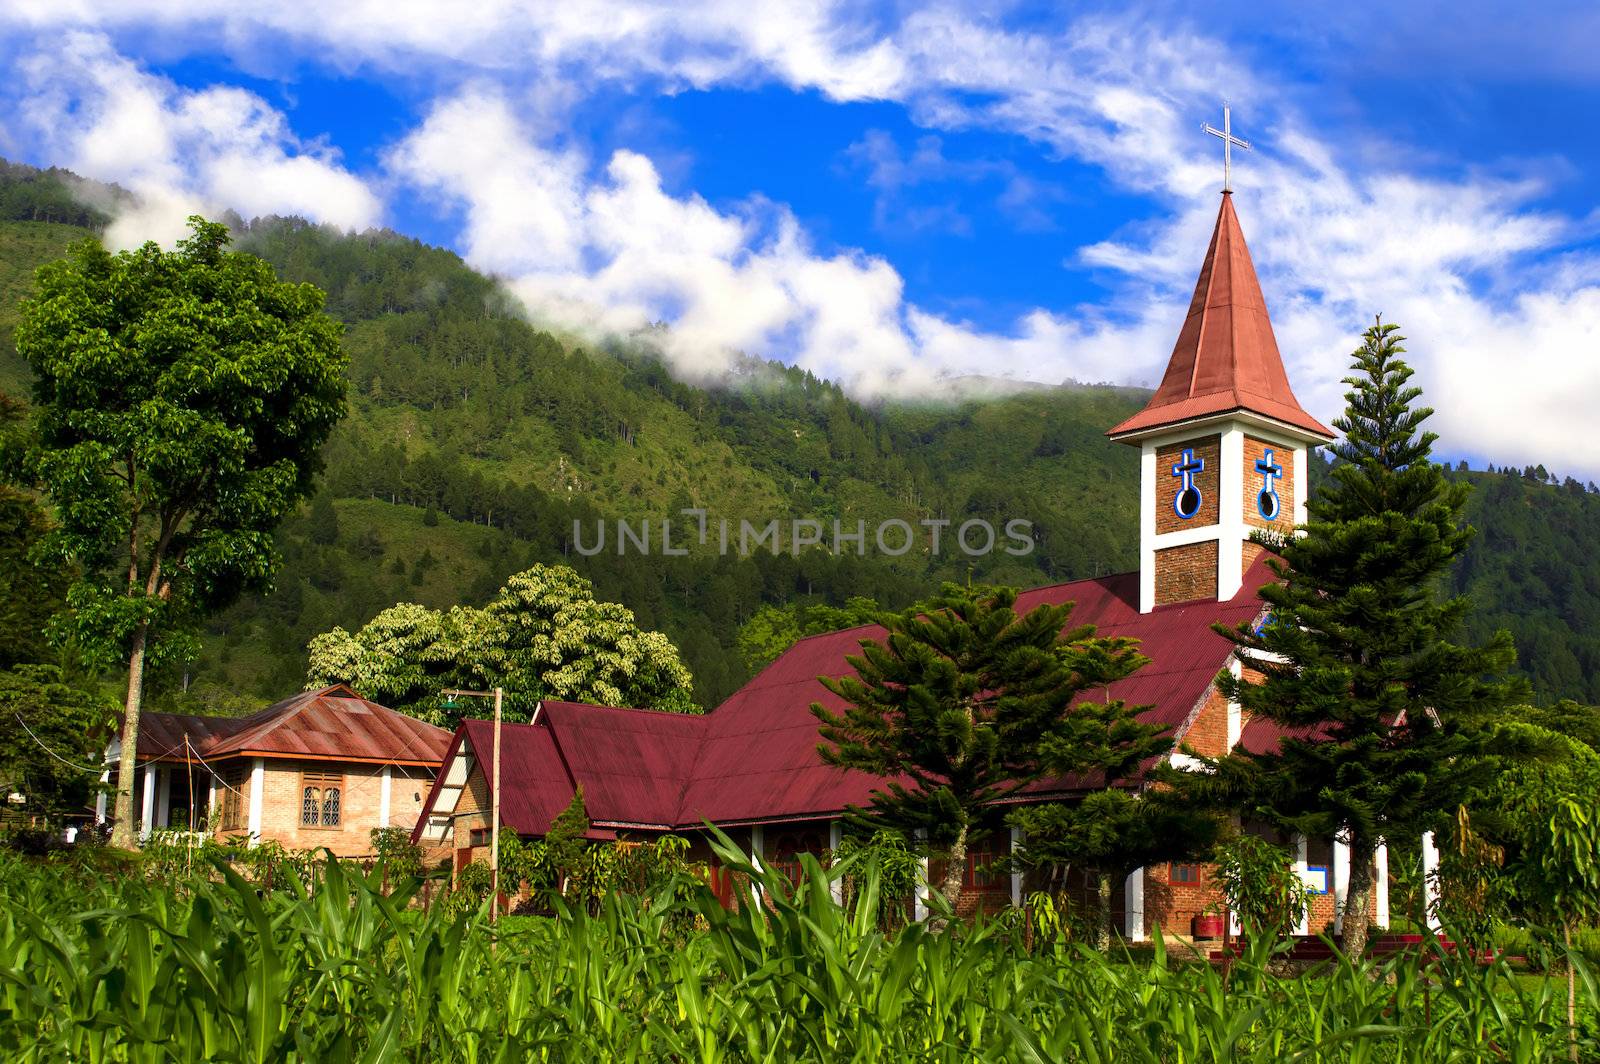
412,190,1394,940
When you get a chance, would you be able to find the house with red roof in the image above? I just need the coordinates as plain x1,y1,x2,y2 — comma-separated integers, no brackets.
414,192,1395,938
103,684,451,856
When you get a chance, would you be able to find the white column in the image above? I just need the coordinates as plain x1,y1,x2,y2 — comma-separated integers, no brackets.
246,758,265,846
1293,834,1310,935
914,829,930,922
208,775,217,834
1139,443,1157,613
1375,843,1390,929
95,768,110,824
1217,426,1246,601
749,825,764,906
379,766,393,828
1225,658,1243,751
829,820,844,905
1010,826,1024,908
1421,831,1441,931
1292,444,1310,527
1332,836,1351,934
1124,867,1146,941
154,767,170,829
139,765,156,842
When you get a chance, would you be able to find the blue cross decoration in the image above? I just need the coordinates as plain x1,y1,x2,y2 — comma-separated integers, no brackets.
1171,448,1205,519
1255,448,1283,521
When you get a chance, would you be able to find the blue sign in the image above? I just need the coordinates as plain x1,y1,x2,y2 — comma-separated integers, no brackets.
1255,448,1283,521
1171,448,1205,519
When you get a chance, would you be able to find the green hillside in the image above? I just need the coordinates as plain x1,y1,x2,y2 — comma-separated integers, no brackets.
1,161,1595,711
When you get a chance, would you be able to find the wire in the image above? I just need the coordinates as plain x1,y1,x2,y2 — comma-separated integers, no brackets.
10,711,105,775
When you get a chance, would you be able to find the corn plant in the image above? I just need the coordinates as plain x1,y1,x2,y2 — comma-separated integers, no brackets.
0,839,1593,1061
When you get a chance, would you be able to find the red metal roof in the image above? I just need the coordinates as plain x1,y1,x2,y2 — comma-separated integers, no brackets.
456,719,586,837
539,701,707,828
136,685,451,767
1107,194,1334,442
429,560,1273,832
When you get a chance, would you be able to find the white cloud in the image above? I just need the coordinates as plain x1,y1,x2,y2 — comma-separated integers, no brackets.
6,30,380,247
3,6,1599,474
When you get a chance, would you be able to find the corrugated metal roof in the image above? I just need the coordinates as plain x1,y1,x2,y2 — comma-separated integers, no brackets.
458,720,581,837
539,701,707,827
136,685,451,766
1107,194,1333,442
426,561,1272,832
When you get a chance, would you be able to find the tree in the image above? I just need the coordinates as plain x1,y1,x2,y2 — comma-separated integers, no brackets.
811,584,1151,916
306,493,340,545
0,664,114,822
0,391,67,670
1208,319,1522,957
736,597,880,672
306,563,697,725
1009,788,1221,950
16,217,347,848
1459,724,1600,1063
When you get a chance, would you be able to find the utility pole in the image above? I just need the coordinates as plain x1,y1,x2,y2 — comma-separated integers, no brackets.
492,685,502,924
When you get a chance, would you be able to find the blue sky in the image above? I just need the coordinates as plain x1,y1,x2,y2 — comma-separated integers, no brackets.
2,2,1598,477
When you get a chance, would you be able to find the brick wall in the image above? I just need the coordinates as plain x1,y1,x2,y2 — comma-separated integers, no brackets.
1242,436,1296,532
451,768,492,852
1143,862,1218,936
1181,685,1231,759
1155,434,1221,533
1155,540,1218,606
1242,540,1264,573
241,759,400,856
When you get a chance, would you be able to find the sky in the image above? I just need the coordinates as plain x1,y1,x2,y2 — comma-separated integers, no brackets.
1,1,1597,479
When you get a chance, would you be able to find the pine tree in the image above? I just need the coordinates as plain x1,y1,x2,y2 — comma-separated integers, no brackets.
1210,318,1523,956
812,584,1153,916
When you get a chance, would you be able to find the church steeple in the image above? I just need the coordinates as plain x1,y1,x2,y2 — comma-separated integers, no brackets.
1109,194,1333,613
1108,193,1332,442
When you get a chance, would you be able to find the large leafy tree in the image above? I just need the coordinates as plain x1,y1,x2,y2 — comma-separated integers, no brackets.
16,217,347,847
0,664,114,822
1209,319,1522,956
811,584,1153,915
306,563,696,726
0,391,66,670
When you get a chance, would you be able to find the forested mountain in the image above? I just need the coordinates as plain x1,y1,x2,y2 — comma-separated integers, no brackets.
1,160,1596,710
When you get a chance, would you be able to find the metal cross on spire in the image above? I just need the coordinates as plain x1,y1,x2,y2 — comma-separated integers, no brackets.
1203,104,1251,192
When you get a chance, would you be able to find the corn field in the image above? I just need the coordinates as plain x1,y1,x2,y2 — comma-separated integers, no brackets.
0,834,1594,1062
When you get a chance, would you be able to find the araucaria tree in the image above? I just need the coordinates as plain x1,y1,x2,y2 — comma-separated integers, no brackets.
812,584,1152,916
16,218,347,848
1211,319,1521,956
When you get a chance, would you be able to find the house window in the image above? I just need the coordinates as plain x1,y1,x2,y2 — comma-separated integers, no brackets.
965,840,1005,890
219,764,248,831
1170,863,1202,884
469,826,491,847
301,771,343,828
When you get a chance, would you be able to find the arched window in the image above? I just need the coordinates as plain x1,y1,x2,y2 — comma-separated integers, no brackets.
301,771,343,828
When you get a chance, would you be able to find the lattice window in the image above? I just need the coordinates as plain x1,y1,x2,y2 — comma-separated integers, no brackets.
965,840,1006,890
301,771,343,828
1170,863,1202,884
219,764,248,831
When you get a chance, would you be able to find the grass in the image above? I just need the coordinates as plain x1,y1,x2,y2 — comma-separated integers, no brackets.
1,831,1595,1062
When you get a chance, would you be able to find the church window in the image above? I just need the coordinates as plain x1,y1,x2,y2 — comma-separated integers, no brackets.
1171,448,1205,519
1255,448,1283,520
965,838,1005,890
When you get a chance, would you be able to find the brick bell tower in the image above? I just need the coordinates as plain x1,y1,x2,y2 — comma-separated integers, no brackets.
1107,192,1334,613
